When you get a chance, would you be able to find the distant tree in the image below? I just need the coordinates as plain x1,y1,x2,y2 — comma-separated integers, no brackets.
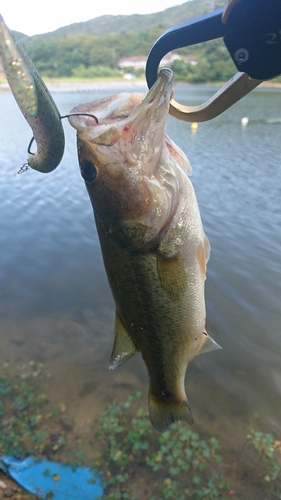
89,44,116,68
172,59,196,81
71,64,121,78
172,40,236,83
25,28,236,81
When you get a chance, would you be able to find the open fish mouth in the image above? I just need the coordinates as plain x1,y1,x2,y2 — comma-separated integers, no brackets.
68,68,187,248
68,68,174,143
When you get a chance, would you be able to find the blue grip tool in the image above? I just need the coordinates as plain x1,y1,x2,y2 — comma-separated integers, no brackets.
146,0,281,121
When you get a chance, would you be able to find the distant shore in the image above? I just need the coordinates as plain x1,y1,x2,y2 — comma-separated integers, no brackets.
1,78,281,93
0,78,147,93
44,78,147,92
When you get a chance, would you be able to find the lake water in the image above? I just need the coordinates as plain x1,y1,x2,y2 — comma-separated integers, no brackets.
0,83,281,497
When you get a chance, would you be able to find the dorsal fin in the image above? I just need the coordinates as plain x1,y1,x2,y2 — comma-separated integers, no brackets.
109,311,138,370
196,330,222,356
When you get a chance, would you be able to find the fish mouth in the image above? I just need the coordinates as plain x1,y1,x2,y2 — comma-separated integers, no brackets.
139,67,174,111
129,67,173,120
68,68,174,143
128,67,173,131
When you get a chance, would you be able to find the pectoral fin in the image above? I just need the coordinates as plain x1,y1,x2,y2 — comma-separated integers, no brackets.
196,330,222,356
157,251,187,301
204,234,211,263
109,311,138,370
197,235,211,280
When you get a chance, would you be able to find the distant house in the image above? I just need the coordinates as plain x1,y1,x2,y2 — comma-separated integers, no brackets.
185,56,198,66
117,52,181,71
0,63,5,79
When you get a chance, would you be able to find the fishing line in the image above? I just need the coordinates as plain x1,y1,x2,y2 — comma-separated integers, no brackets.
0,159,28,198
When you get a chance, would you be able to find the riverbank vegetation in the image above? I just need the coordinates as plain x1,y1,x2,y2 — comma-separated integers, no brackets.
23,30,236,83
0,366,280,499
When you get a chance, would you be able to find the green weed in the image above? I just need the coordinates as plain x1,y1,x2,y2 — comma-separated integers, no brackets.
2,369,280,500
95,391,231,499
0,373,66,459
248,428,281,486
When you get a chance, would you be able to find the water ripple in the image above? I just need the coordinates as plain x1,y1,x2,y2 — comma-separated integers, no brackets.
0,86,280,436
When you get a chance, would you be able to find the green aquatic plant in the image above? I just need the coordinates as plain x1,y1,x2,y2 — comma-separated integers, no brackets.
2,370,281,499
95,391,231,500
0,372,66,459
248,428,281,485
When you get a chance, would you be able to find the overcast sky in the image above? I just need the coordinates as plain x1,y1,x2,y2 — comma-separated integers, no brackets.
1,0,187,36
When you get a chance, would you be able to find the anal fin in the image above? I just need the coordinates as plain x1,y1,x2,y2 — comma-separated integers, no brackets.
109,311,138,370
196,330,222,356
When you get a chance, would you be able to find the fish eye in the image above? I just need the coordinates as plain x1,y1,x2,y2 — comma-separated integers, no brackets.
80,160,97,183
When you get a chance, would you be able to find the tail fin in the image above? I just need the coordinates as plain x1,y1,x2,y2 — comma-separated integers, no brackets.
149,390,194,433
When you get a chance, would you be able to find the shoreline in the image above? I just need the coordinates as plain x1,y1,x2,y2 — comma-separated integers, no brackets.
1,78,281,93
0,78,147,93
41,78,148,92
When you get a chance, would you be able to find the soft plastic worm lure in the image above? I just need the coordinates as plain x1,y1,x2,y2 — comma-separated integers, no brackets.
0,14,65,173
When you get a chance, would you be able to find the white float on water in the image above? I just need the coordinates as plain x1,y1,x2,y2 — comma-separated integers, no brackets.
241,117,249,126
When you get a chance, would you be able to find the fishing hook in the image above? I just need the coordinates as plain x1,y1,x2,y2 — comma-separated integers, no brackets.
26,113,99,156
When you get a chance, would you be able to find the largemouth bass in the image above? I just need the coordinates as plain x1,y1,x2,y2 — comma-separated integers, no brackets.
69,68,221,432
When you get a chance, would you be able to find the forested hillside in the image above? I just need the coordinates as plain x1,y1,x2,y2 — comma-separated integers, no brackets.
17,0,236,82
